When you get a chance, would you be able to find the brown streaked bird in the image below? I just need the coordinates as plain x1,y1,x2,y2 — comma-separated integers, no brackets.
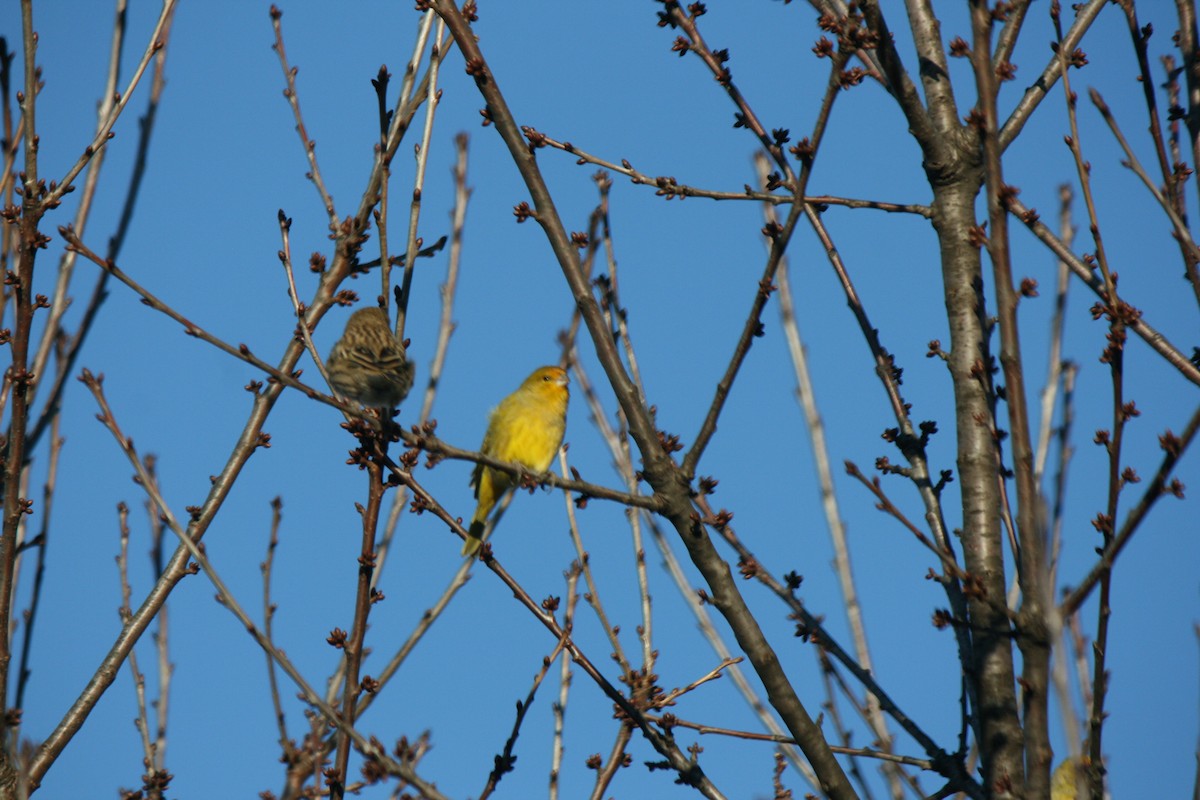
326,307,414,408
463,365,569,556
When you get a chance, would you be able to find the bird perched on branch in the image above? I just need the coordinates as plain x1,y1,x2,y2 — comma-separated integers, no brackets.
326,307,415,409
464,365,569,556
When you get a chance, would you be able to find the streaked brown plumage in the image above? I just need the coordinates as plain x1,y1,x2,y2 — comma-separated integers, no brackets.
326,307,414,408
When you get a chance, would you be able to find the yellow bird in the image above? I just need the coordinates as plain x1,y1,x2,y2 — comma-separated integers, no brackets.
1050,757,1084,800
463,365,569,556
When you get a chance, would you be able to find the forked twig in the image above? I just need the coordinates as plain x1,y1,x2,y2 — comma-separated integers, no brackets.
477,638,569,800
80,370,446,798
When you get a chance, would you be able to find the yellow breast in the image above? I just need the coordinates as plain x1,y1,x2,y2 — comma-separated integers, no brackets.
483,366,569,473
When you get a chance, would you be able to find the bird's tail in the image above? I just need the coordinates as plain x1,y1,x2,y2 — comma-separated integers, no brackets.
462,518,486,556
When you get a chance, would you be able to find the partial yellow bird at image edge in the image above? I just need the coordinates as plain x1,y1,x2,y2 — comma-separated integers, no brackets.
464,366,569,556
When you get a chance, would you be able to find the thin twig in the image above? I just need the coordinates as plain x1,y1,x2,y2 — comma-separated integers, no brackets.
804,203,977,733
643,714,934,769
681,39,862,477
997,0,1110,150
524,128,930,215
658,657,743,708
1034,186,1075,482
1007,194,1200,387
548,564,579,800
81,370,446,798
396,13,444,342
1061,402,1200,616
589,725,633,800
60,228,349,409
351,547,474,719
28,0,129,410
43,0,177,208
557,448,631,677
477,638,568,800
331,428,393,799
818,649,879,800
142,454,172,781
25,10,175,454
593,209,655,670
1120,1,1190,243
269,7,337,227
116,502,168,800
662,3,795,185
682,201,802,477
261,498,298,768
1047,366,1082,764
419,133,468,424
1089,87,1200,268
381,9,437,314
278,210,334,391
993,0,1032,67
12,348,64,719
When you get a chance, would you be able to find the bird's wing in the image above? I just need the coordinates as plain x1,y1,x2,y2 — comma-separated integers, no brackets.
471,405,502,495
470,461,484,497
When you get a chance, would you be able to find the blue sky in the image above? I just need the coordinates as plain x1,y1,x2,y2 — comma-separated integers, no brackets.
4,2,1197,798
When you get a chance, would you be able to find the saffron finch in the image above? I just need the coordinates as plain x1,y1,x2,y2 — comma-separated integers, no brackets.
1050,757,1083,800
463,365,569,556
326,307,415,408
